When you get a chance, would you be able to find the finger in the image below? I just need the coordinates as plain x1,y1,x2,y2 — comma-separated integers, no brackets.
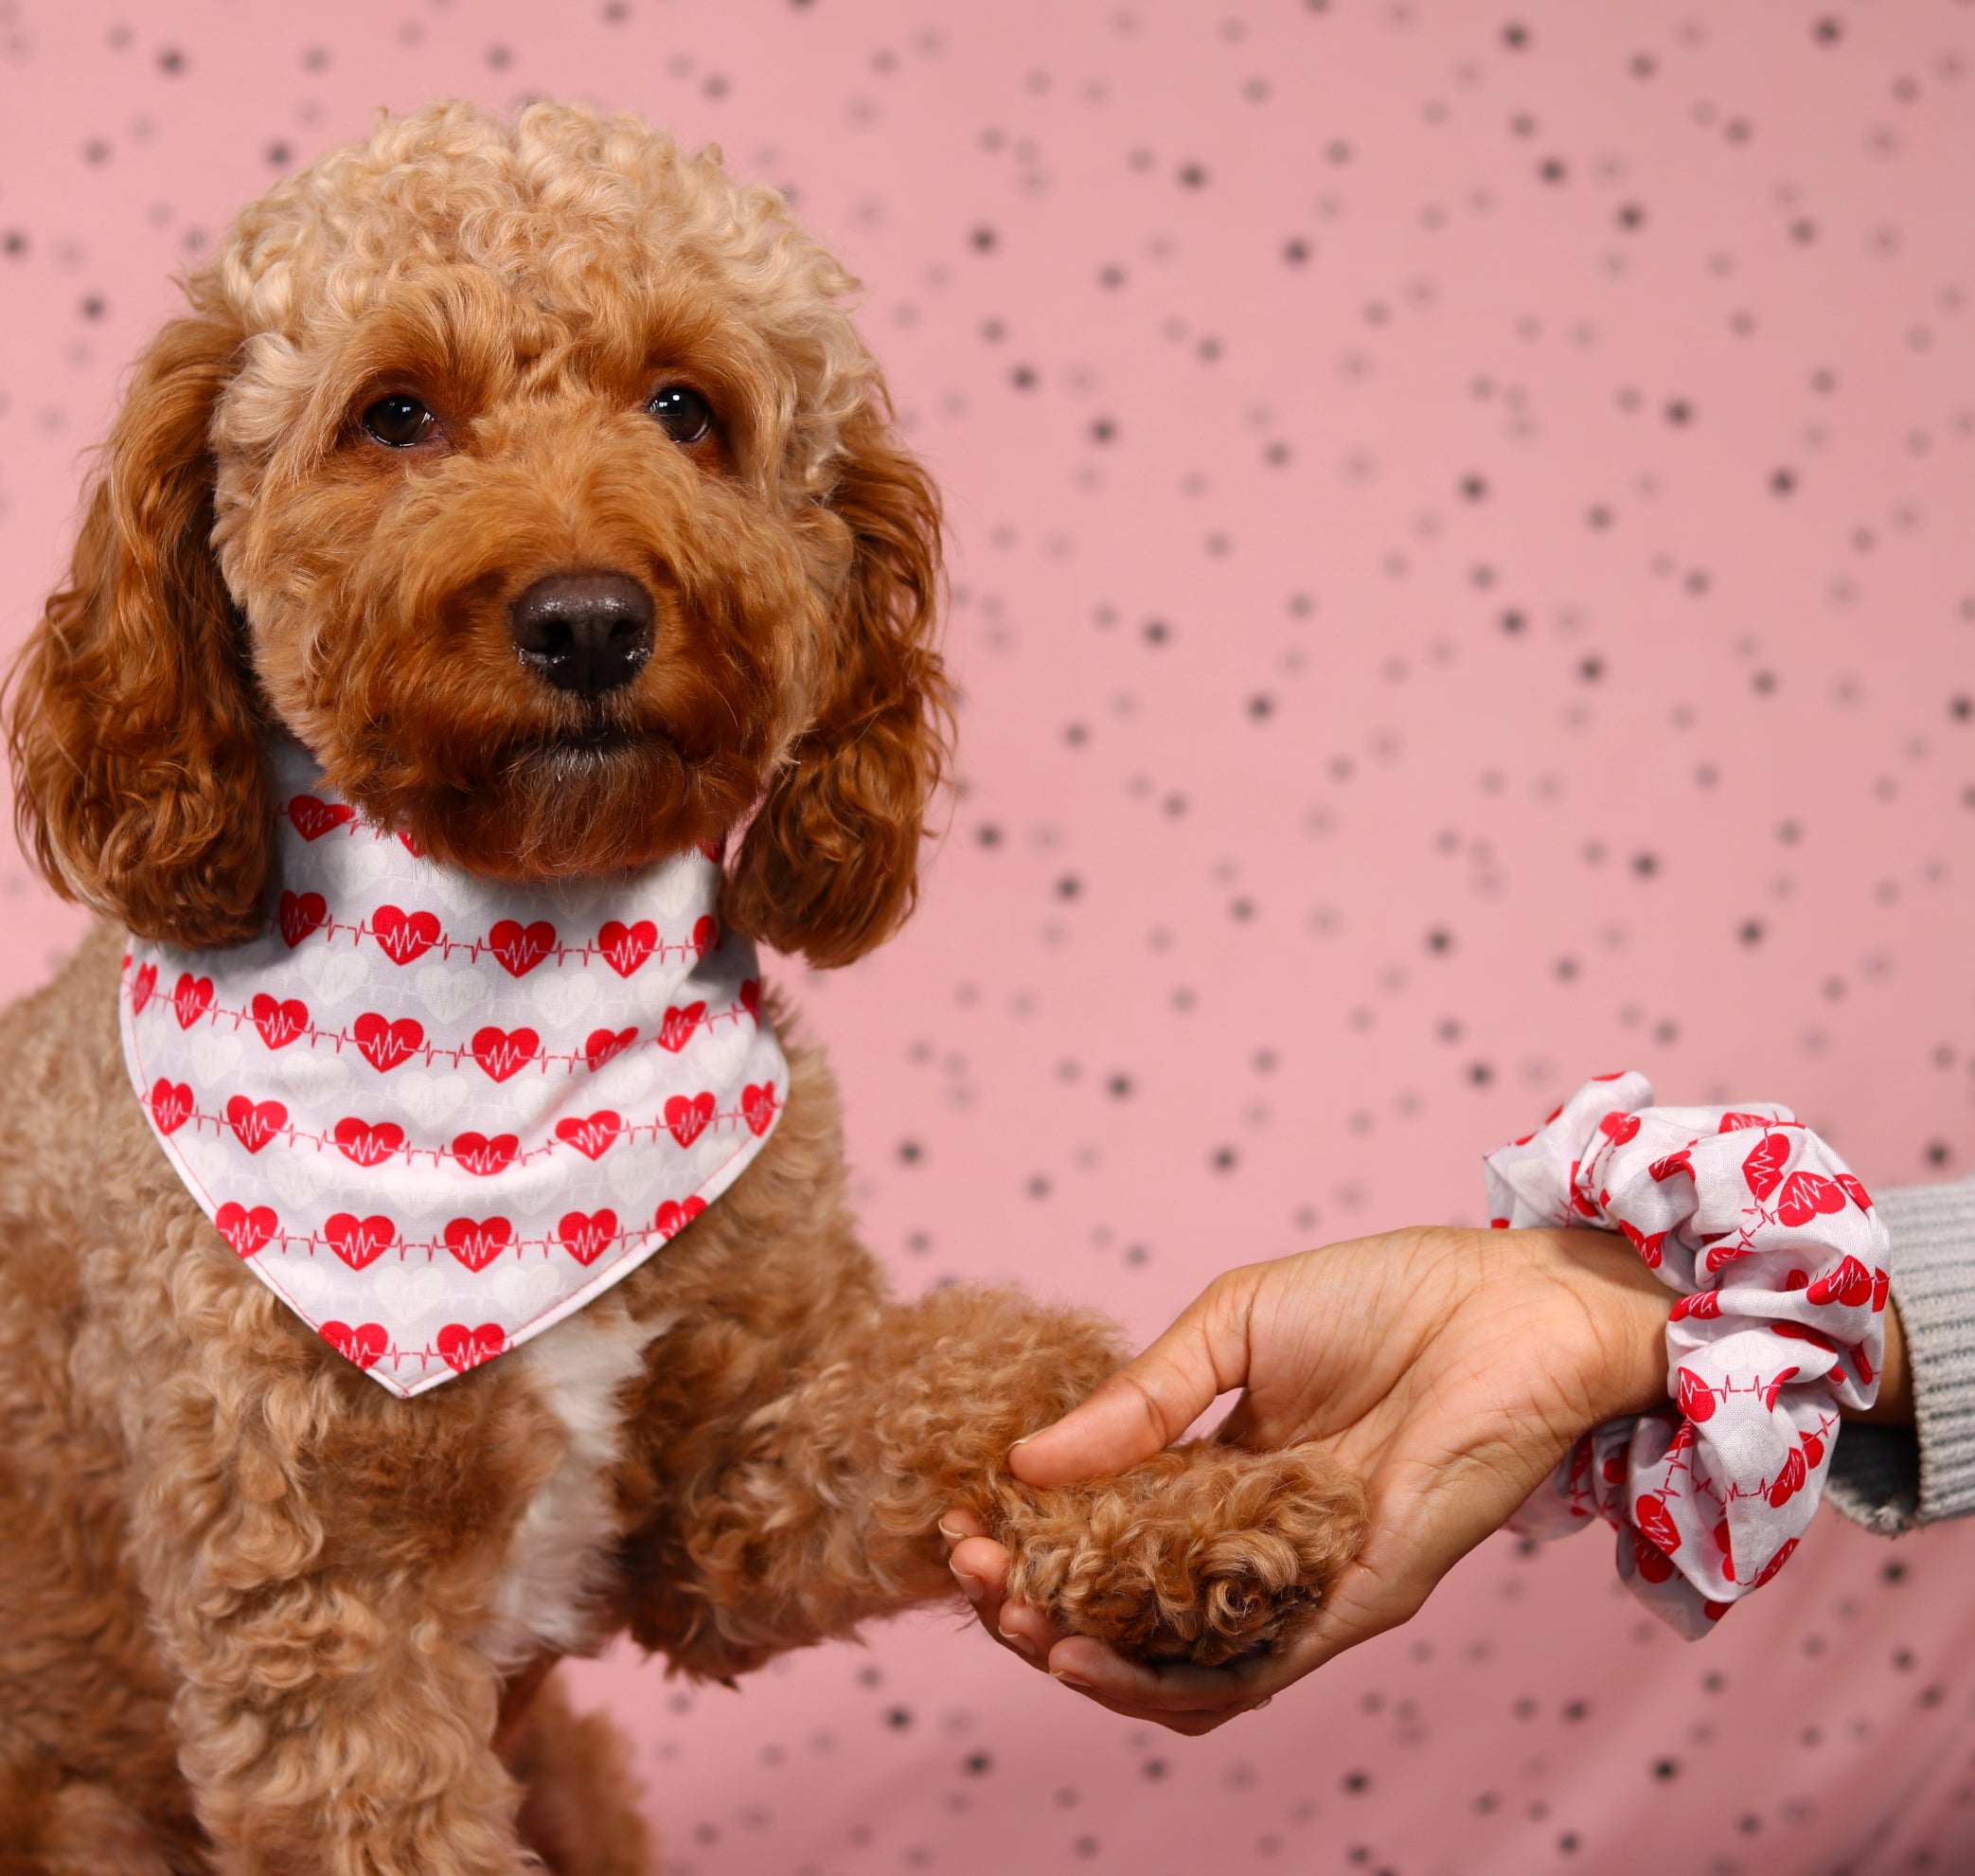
937,1507,985,1555
948,1534,1010,1628
1042,1636,1266,1715
1009,1270,1262,1487
947,1539,1055,1668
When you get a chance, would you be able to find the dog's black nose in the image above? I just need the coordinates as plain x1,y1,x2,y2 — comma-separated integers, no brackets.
508,572,655,700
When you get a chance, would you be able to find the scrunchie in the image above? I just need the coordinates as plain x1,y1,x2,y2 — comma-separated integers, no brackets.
1486,1072,1888,1637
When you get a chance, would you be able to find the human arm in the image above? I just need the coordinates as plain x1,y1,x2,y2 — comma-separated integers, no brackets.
946,1221,1915,1733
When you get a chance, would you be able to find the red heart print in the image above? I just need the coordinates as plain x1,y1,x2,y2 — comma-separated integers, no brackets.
1853,1341,1877,1386
654,1196,707,1240
252,993,310,1049
444,1216,513,1273
1714,1519,1735,1580
1803,1430,1826,1469
278,890,329,949
1718,1110,1778,1135
488,919,556,977
738,978,761,1022
741,1082,779,1137
699,832,726,864
1806,1254,1874,1308
215,1201,278,1258
130,960,158,1015
664,1092,715,1148
472,1026,541,1082
226,1097,288,1153
372,905,440,966
557,1209,619,1266
1753,1537,1799,1588
597,919,657,977
150,1079,194,1135
326,1212,397,1270
1634,1492,1682,1555
1618,1219,1665,1268
1740,1132,1790,1202
1776,1170,1846,1228
1675,1367,1716,1422
1596,1110,1641,1146
331,1117,403,1167
1836,1172,1874,1212
287,794,355,840
584,1026,638,1071
555,1112,624,1160
1630,1530,1676,1584
398,830,426,858
1767,1443,1808,1509
323,1321,387,1371
1647,1149,1692,1183
1872,1266,1891,1313
1669,1290,1721,1322
657,1003,705,1053
172,973,215,1029
1702,1232,1756,1276
1760,1365,1801,1410
354,1012,424,1073
452,1132,520,1177
1771,1321,1840,1353
690,914,717,958
437,1321,507,1373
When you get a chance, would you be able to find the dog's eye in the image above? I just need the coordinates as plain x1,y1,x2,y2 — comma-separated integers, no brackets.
648,385,714,446
361,394,436,449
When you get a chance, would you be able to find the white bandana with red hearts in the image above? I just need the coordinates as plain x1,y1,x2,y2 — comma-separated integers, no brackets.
1486,1071,1887,1637
119,739,787,1398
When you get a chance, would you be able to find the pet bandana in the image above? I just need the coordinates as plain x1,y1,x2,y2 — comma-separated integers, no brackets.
119,737,787,1398
1486,1072,1887,1637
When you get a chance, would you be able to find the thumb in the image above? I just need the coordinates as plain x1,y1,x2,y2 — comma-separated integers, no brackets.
1010,1270,1258,1487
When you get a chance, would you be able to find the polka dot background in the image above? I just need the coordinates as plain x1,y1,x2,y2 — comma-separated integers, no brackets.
2,1,1973,1870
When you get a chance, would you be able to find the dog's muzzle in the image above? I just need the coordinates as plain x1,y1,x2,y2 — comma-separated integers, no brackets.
509,571,655,700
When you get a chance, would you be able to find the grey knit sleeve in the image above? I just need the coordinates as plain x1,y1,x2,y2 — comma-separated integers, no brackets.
1823,1176,1975,1537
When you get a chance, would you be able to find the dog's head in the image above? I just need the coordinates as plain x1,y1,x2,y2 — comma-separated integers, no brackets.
9,101,947,968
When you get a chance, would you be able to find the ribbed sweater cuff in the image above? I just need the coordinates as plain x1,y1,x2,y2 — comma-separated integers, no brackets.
1825,1178,1975,1536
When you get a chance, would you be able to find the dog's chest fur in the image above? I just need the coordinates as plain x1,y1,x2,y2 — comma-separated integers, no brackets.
479,1305,672,1669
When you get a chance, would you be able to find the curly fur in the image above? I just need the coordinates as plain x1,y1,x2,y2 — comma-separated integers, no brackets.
0,102,1366,1875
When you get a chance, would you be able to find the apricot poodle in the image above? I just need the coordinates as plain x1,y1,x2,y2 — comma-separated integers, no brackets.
0,103,1366,1874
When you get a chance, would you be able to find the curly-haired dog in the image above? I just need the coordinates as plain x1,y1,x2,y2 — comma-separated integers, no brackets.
0,103,1367,1875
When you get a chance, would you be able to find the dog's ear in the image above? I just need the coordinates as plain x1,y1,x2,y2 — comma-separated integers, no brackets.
7,311,271,949
726,395,951,969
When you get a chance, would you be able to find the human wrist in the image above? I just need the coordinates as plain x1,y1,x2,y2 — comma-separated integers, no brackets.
1521,1226,1674,1422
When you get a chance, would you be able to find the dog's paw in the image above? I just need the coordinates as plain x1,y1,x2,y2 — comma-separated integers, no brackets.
990,1442,1367,1667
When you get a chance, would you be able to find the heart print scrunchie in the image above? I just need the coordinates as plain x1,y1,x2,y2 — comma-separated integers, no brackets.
1485,1071,1888,1638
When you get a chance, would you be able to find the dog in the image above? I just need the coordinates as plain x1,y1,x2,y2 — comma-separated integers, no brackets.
0,102,1366,1875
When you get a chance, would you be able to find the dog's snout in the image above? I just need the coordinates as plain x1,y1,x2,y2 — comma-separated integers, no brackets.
508,572,655,700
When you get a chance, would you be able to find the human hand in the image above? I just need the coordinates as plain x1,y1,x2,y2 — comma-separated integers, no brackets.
943,1224,1676,1733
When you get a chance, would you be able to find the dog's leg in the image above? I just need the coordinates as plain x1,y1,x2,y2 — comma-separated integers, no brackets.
503,1671,654,1876
616,1279,1367,1681
0,1750,183,1876
123,1366,576,1876
611,1037,1364,1681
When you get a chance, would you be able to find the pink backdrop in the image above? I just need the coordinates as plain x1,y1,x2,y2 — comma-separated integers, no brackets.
3,2,1974,1871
